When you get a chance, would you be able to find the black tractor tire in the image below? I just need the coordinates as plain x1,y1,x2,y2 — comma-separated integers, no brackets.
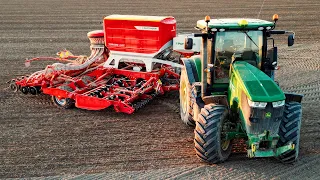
52,86,75,109
21,86,29,94
277,102,302,163
194,104,232,164
180,60,198,126
29,86,39,95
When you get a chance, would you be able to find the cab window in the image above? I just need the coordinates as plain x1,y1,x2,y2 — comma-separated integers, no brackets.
214,31,263,83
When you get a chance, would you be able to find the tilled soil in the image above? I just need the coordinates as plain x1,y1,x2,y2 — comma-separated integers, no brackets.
0,0,319,179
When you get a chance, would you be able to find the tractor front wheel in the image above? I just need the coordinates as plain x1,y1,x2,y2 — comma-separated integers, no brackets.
277,101,302,163
179,62,196,126
52,86,75,109
194,104,232,164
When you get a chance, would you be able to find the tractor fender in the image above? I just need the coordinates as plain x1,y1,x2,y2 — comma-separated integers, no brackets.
285,93,303,103
191,55,202,81
182,59,199,84
182,58,201,99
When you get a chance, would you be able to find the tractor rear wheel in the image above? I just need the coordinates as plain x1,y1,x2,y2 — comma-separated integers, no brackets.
179,61,197,126
52,86,75,109
194,104,232,164
277,101,302,163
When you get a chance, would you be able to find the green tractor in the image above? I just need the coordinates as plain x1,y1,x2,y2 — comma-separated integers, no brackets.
179,15,303,163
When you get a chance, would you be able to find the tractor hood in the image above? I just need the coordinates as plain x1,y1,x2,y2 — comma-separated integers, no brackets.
232,61,285,102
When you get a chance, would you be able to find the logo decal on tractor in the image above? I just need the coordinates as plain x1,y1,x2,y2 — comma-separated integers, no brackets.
265,112,272,118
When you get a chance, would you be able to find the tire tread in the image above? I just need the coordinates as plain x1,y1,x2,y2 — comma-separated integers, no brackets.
277,102,302,163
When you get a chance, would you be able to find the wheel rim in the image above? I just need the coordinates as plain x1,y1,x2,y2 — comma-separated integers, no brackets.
10,83,18,92
221,139,231,151
55,97,67,106
180,77,188,114
221,117,231,151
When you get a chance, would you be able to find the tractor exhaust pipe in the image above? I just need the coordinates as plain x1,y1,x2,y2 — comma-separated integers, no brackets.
200,15,211,98
201,36,208,98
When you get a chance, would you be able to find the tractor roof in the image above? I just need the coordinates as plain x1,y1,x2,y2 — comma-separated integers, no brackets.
105,14,174,22
197,18,275,30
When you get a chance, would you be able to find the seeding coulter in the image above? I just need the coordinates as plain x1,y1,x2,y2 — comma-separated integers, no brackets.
9,15,193,114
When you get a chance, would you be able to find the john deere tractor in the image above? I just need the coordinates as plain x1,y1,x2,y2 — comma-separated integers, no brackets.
179,15,302,163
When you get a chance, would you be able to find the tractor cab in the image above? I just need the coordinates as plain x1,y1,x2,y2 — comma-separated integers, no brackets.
213,29,263,83
196,18,282,84
179,15,302,164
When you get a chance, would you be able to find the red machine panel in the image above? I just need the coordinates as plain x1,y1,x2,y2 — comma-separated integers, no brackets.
103,15,176,54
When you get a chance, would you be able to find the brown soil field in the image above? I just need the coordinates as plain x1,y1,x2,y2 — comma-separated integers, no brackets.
0,0,319,179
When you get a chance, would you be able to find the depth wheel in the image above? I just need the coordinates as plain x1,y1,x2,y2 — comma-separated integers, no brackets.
194,104,232,164
277,102,302,163
9,81,18,92
52,86,75,109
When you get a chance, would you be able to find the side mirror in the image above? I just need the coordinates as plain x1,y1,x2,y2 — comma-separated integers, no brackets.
184,38,193,50
288,34,294,46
